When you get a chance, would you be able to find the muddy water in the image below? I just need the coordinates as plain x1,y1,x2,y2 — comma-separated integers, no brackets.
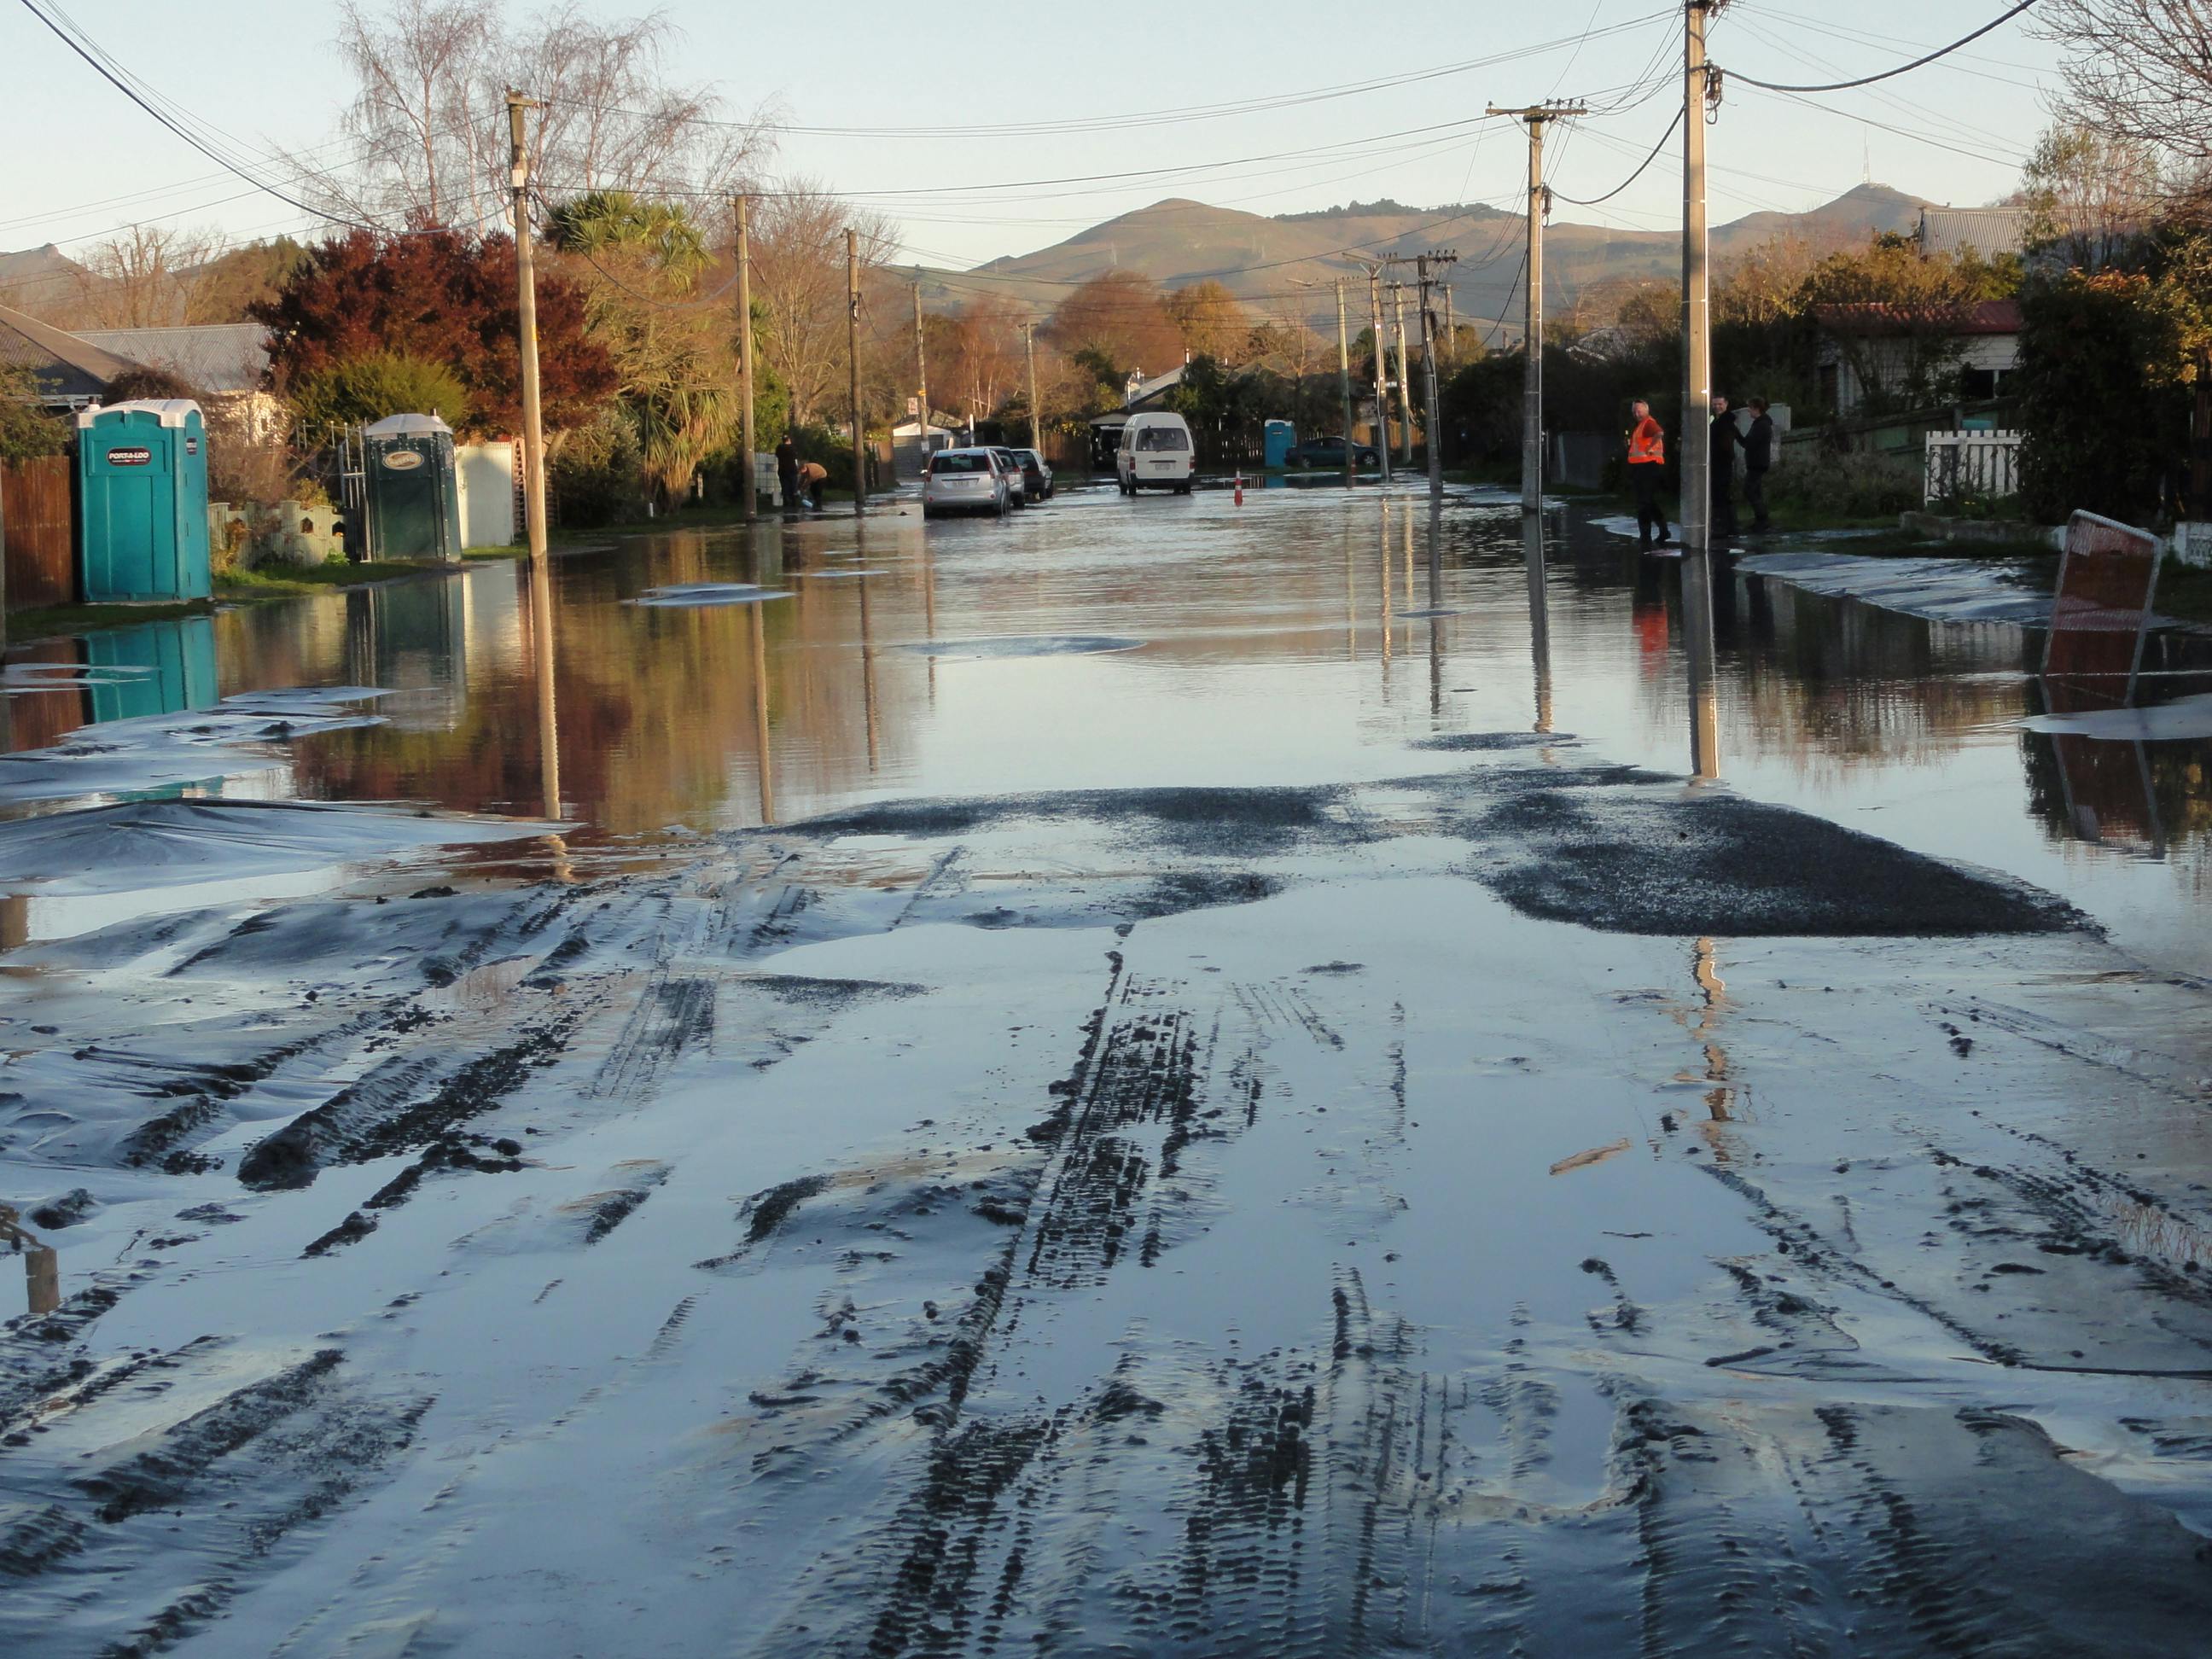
5,481,2209,965
8,481,2212,1656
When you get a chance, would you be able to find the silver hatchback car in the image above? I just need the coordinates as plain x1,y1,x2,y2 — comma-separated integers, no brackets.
922,448,1010,519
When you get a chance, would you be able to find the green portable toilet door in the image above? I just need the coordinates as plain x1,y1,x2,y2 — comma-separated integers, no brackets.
372,439,440,559
84,427,176,600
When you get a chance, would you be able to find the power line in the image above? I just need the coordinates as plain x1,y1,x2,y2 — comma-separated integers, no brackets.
1722,1,2040,95
1549,108,1684,207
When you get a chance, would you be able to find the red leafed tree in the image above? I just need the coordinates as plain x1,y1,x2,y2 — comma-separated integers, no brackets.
250,228,615,434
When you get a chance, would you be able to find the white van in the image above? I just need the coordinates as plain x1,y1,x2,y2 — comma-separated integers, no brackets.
1117,411,1195,495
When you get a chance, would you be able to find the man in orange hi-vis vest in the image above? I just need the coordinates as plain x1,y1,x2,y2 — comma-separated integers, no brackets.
1627,399,1673,552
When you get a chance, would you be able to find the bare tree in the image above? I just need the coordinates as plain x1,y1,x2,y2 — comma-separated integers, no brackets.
304,0,771,229
2037,3,2212,168
71,224,233,329
749,183,898,428
2014,121,2163,268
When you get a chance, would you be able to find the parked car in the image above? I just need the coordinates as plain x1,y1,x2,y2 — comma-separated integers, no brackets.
990,448,1029,507
1117,411,1195,494
1010,447,1053,500
1284,435,1382,469
923,448,1010,519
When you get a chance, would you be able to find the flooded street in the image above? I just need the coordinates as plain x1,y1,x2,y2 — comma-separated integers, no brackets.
7,480,2212,1655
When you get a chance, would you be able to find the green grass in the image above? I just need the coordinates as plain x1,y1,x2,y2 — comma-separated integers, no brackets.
6,597,218,637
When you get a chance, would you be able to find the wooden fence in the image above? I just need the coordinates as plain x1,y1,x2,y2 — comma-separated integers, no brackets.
0,455,73,610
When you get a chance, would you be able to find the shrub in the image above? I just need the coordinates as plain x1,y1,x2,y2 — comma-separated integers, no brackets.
290,351,470,432
549,407,646,527
1764,445,1921,518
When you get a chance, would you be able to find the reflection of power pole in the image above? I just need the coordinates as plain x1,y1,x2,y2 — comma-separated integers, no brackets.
736,195,756,523
1488,102,1586,514
506,90,550,565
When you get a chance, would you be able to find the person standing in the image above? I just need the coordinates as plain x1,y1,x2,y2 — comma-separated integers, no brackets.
1709,394,1740,540
1743,397,1776,533
775,433,800,515
1627,399,1671,551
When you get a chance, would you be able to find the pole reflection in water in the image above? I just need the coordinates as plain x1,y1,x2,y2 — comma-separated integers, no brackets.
1681,549,1722,779
1677,936,1738,1148
1342,509,1356,659
1378,498,1393,674
749,596,776,826
1522,512,1553,735
858,568,880,775
524,558,574,880
1426,508,1446,720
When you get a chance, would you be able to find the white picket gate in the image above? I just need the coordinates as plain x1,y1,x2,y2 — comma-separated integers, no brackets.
1924,428,2023,504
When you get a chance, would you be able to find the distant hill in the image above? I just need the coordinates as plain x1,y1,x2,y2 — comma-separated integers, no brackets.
922,183,1935,341
0,243,85,318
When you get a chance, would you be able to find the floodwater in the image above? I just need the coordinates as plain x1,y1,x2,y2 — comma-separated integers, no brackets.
5,480,2212,1656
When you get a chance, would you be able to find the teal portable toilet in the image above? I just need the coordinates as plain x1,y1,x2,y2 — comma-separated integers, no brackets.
362,413,463,562
76,400,212,602
84,616,218,725
1263,420,1295,469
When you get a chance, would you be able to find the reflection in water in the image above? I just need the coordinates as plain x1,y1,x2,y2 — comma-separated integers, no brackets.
1681,550,1722,780
1670,936,1738,1155
750,598,776,825
2036,672,2166,855
527,563,562,821
1522,515,1552,735
1427,509,1446,720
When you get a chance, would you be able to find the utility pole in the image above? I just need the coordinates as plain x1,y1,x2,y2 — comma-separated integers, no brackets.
1488,102,1586,515
912,279,929,482
1336,278,1355,487
1023,322,1041,452
1442,286,1455,368
1389,281,1414,469
736,195,756,524
1359,262,1392,484
1682,2,1719,555
1418,252,1455,504
506,90,549,565
847,228,864,517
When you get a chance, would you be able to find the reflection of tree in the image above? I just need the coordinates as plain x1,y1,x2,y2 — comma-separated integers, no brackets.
239,548,918,836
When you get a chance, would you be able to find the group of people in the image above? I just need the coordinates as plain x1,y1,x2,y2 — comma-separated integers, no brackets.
1624,396,1777,552
773,434,831,513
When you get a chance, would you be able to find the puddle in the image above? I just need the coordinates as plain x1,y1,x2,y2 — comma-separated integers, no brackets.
631,583,791,607
896,634,1147,659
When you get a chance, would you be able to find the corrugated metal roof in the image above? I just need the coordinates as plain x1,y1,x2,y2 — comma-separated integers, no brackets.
1917,207,2030,259
1815,299,2021,337
73,322,267,393
0,300,143,399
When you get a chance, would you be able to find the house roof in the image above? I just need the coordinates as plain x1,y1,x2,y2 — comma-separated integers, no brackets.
1087,362,1188,426
1917,207,2031,260
1814,298,2022,338
73,322,267,394
0,300,143,399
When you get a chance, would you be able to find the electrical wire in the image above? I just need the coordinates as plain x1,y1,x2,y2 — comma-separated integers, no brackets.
1549,108,1685,207
1722,1,2040,94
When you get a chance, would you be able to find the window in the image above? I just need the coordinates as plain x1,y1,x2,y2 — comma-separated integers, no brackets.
930,452,991,474
1135,426,1190,452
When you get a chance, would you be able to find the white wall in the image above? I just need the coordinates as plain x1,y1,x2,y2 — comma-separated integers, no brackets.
455,442,516,548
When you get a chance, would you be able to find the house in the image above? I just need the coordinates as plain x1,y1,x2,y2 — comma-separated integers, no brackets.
1915,206,2030,262
1086,362,1187,469
73,322,282,445
1815,298,2023,416
0,300,144,409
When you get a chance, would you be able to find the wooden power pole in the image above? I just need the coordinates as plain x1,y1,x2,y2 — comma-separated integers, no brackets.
1359,263,1392,484
1390,281,1414,469
1488,102,1586,515
1682,1,1718,555
847,228,864,516
506,90,550,564
913,279,929,480
1417,251,1456,504
736,195,756,523
1336,278,1355,487
1023,322,1041,451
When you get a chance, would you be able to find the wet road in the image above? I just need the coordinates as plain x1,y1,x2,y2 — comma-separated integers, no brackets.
4,480,2212,1656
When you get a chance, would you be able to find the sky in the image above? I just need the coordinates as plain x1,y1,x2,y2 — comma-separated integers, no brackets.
0,0,2064,276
